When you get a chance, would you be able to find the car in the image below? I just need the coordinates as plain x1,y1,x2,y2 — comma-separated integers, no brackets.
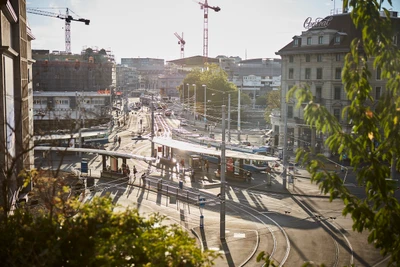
180,121,188,126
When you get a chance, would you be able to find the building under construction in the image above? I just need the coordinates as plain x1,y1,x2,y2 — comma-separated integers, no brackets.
32,48,116,133
32,48,116,92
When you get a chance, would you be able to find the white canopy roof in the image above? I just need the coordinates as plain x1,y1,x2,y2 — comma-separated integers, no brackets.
153,137,279,162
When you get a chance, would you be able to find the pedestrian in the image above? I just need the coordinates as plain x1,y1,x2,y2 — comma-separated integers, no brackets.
191,169,195,182
118,136,121,146
141,173,146,186
114,135,117,145
205,161,209,173
133,165,137,179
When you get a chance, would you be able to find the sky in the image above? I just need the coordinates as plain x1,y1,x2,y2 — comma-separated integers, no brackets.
26,0,397,64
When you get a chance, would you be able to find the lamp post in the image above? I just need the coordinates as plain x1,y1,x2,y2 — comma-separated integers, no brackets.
282,101,288,189
151,94,155,157
228,94,231,142
186,83,189,116
220,104,226,240
182,84,185,113
202,84,207,123
237,85,241,141
192,84,196,126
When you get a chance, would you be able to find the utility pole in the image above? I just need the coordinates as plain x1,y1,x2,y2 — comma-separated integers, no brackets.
193,84,196,126
151,94,155,157
228,94,231,143
203,84,207,123
282,101,288,189
220,104,226,240
237,85,241,141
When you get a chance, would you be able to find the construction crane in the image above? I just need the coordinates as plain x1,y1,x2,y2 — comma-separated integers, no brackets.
194,0,220,64
27,7,90,54
174,32,186,59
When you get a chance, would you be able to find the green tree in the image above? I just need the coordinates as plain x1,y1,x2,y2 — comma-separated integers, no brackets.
288,0,400,264
255,94,267,106
0,197,217,266
178,64,250,122
264,88,281,124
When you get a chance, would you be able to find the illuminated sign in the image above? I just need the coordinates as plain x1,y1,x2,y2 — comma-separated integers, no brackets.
303,16,333,29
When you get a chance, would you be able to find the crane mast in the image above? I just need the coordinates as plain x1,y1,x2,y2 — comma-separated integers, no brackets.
27,7,90,54
174,32,186,59
195,0,220,64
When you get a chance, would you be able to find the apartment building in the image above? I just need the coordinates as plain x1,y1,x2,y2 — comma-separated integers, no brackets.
0,0,35,208
273,11,400,152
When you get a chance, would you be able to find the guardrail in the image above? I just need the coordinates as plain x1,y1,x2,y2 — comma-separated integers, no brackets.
142,176,215,207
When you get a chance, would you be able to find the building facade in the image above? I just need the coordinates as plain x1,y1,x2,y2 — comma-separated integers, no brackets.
32,48,116,92
273,11,400,152
30,48,116,133
0,0,35,208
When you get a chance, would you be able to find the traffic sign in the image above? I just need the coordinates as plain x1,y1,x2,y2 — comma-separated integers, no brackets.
199,196,206,208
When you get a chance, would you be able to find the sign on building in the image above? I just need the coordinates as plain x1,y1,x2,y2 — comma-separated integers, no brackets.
243,75,262,87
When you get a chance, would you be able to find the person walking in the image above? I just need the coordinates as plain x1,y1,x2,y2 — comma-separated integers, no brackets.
205,160,209,173
133,165,137,180
118,136,121,146
114,135,117,145
141,173,146,186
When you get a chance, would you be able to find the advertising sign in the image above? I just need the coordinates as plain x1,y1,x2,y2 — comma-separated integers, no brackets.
243,75,262,87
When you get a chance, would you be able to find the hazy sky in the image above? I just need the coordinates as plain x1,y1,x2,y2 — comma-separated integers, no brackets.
26,0,397,63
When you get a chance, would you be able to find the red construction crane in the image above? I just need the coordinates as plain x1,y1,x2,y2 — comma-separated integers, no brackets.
27,7,90,54
174,32,186,59
194,0,221,64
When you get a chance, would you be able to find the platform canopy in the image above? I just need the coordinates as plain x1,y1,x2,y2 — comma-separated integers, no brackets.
34,146,155,162
153,137,279,162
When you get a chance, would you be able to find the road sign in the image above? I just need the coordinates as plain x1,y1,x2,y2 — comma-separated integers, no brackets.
199,196,206,208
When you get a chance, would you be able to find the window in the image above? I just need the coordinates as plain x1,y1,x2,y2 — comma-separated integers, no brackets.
305,68,311,79
376,86,381,99
289,55,294,63
333,108,341,121
316,68,323,79
92,99,105,105
316,87,322,99
318,36,323,44
335,36,341,44
335,68,342,79
305,55,310,62
288,68,294,79
55,99,69,105
393,35,398,45
336,54,341,61
317,55,322,62
376,67,381,80
293,38,299,46
334,86,341,100
33,99,46,105
287,106,293,118
307,37,312,45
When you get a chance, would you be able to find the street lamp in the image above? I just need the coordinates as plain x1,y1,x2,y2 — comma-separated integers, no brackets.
186,83,189,114
192,84,196,126
202,84,207,123
237,85,241,141
182,84,185,113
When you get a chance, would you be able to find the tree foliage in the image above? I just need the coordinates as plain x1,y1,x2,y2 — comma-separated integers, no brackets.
288,0,400,264
179,64,250,122
264,88,281,123
0,197,217,266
